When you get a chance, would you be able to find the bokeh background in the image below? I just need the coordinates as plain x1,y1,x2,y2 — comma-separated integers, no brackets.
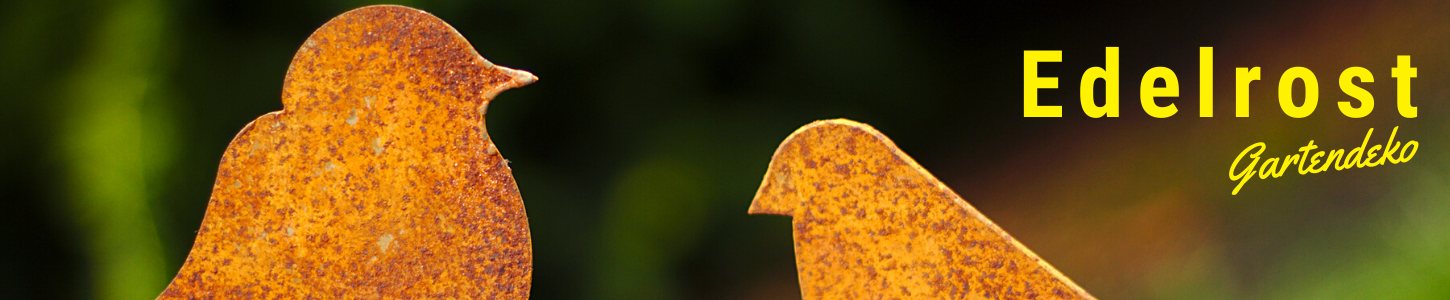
3,0,1449,299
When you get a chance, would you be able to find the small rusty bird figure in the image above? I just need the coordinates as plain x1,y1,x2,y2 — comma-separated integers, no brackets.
749,119,1095,300
157,5,536,299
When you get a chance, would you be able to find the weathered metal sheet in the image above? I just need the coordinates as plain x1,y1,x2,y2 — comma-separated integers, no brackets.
157,5,536,299
749,119,1095,299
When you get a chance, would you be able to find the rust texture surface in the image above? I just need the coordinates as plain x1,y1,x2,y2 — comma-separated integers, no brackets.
157,5,537,299
749,119,1095,300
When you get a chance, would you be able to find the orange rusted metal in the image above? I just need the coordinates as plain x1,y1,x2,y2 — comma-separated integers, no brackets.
749,119,1095,299
157,5,536,299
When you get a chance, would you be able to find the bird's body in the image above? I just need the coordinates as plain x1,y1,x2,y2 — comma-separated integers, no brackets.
157,6,536,299
750,119,1094,300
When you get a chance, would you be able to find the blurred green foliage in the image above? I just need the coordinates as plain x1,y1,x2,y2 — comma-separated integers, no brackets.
54,0,175,299
593,157,709,300
2,0,1449,300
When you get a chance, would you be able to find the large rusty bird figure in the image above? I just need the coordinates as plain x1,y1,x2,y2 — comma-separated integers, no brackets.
749,119,1095,299
157,6,536,299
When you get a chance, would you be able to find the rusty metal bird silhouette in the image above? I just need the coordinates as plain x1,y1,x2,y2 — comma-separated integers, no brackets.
749,119,1095,300
156,5,536,299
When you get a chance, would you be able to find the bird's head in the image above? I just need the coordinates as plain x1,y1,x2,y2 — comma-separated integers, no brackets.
279,5,535,113
748,119,917,217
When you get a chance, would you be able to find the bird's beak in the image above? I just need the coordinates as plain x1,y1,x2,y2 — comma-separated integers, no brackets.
747,194,770,215
481,65,536,102
747,172,793,216
503,67,537,87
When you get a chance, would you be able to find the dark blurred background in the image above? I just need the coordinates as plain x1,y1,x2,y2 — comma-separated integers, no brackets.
3,0,1449,299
